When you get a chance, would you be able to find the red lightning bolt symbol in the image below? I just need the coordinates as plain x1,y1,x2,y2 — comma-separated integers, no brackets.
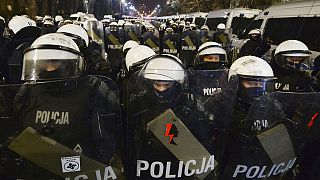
307,112,319,128
165,123,174,144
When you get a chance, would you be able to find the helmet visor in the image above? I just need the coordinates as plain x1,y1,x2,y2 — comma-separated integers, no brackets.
22,49,83,81
238,77,275,104
276,51,311,71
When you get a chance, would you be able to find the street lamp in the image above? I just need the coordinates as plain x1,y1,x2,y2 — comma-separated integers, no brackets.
84,0,89,14
120,0,126,14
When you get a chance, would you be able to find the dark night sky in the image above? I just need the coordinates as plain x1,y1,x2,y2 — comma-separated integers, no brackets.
132,0,166,12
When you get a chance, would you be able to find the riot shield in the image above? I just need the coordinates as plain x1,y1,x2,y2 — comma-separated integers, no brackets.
83,20,106,58
222,92,320,180
179,30,198,68
127,70,238,179
0,76,124,180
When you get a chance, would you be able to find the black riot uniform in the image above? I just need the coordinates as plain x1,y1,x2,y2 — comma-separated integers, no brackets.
271,40,320,180
126,55,236,179
9,76,120,179
239,30,270,58
161,28,180,56
0,33,123,180
179,28,198,67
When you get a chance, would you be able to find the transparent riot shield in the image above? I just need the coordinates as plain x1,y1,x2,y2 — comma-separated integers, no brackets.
222,92,320,180
127,69,238,179
83,20,106,58
179,30,198,68
0,76,124,180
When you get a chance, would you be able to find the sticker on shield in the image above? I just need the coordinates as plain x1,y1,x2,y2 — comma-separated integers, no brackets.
61,156,81,173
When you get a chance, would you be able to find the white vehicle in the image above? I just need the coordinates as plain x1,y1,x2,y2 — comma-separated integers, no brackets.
206,8,261,34
185,12,208,27
232,0,320,62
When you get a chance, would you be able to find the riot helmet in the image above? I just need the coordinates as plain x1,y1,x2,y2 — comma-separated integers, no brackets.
0,16,5,36
125,45,156,74
165,27,174,34
229,56,276,104
57,24,90,50
22,33,85,81
123,40,139,55
217,23,226,31
35,16,44,27
8,16,37,35
139,54,186,104
109,22,118,32
190,23,197,30
194,43,228,70
274,40,311,71
248,29,261,41
201,25,209,31
198,42,222,52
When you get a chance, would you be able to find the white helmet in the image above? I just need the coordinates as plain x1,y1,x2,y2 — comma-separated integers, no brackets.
64,20,73,25
22,33,84,81
198,42,222,52
55,15,64,22
8,16,36,34
229,56,276,104
110,22,118,26
201,25,209,31
43,20,54,26
230,56,274,78
274,40,311,71
217,23,226,30
0,16,5,22
43,15,54,21
123,40,139,53
140,54,185,83
57,24,90,47
165,27,173,33
125,45,156,72
118,20,125,26
248,29,261,35
195,44,228,70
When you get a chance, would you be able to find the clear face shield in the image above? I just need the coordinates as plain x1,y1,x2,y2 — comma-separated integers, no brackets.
138,62,186,104
22,47,84,81
238,76,276,104
195,54,228,70
276,51,311,71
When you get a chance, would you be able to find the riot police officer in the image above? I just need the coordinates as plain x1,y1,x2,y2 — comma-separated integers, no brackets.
4,16,42,84
271,40,320,180
271,40,320,92
57,24,112,77
222,56,293,180
179,23,198,67
212,23,230,48
5,33,122,179
141,25,160,53
199,25,212,45
239,29,270,58
193,42,229,70
127,54,221,179
123,21,140,44
105,21,124,79
161,27,179,56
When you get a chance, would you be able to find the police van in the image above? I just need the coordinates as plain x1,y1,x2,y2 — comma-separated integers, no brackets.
185,12,208,27
232,0,320,62
206,8,261,34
